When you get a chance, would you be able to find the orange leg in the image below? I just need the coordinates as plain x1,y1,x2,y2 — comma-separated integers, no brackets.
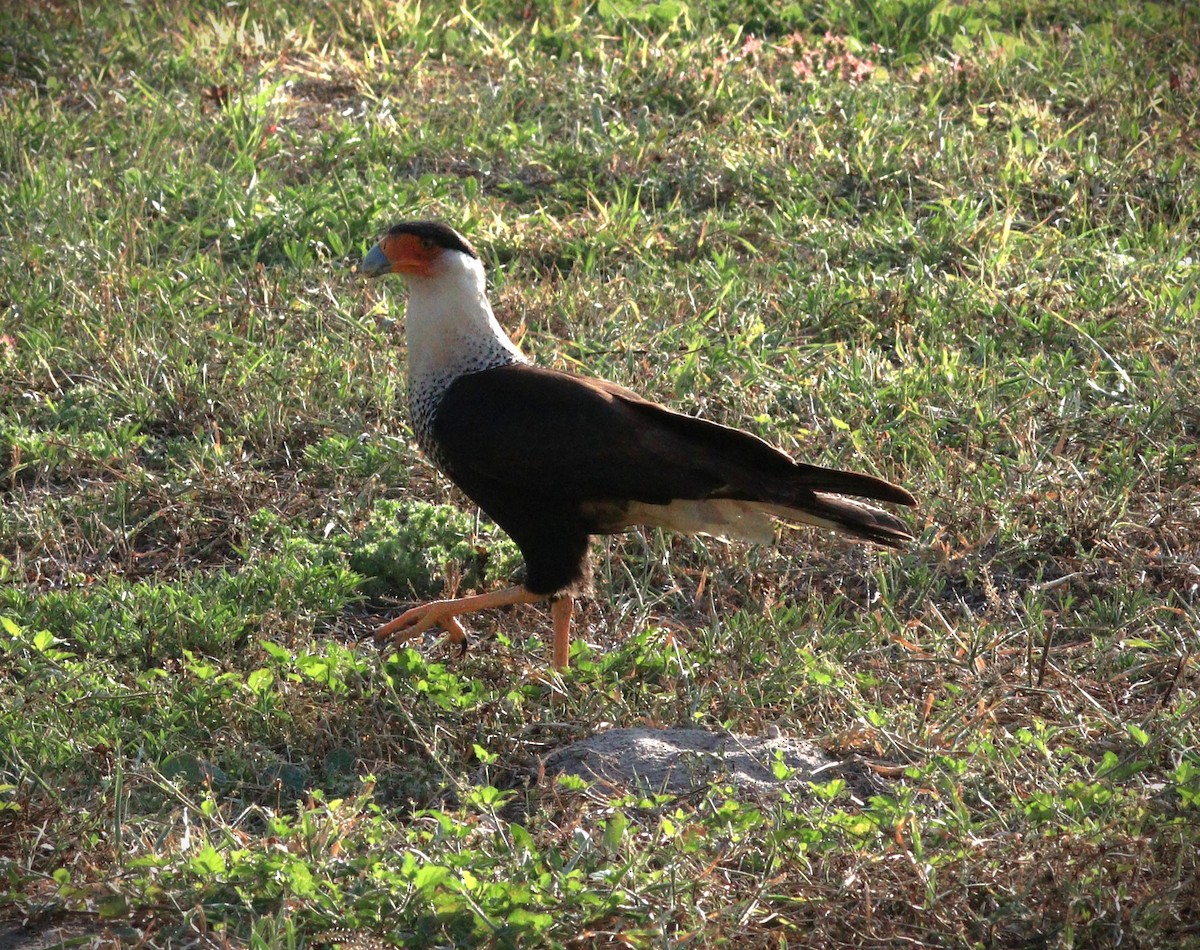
375,585,542,652
551,595,574,670
375,584,577,670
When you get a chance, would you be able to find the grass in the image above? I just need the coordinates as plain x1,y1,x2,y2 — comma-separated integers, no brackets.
1,0,1199,945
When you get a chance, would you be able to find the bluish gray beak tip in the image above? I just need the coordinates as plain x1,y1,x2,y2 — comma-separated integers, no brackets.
360,243,390,277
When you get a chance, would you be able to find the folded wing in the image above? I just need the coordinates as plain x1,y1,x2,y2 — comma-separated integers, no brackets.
431,364,915,549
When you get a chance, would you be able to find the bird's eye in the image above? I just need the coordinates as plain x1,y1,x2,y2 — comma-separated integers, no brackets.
421,238,435,250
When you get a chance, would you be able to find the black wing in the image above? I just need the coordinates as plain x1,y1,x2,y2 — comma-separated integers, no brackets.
431,364,914,509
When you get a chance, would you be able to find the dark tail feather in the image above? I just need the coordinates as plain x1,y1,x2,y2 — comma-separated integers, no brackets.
769,494,915,549
794,462,917,508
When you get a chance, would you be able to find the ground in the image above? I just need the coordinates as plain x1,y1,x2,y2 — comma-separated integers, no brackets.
1,1,1199,946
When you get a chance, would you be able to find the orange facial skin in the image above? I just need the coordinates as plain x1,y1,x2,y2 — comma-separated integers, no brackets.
379,232,442,278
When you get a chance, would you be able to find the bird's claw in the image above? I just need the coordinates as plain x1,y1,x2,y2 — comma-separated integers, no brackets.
375,600,470,657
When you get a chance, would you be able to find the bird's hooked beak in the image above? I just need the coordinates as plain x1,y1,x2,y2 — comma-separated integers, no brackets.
360,242,391,278
360,232,443,278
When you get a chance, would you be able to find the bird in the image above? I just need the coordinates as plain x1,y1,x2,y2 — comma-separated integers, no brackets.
360,221,917,670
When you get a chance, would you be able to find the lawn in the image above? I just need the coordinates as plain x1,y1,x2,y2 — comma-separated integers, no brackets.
2,0,1199,945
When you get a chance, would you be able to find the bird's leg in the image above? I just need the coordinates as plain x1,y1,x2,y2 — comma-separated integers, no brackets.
550,594,573,670
375,585,543,652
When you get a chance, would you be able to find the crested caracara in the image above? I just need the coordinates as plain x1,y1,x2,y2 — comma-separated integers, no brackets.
361,221,916,669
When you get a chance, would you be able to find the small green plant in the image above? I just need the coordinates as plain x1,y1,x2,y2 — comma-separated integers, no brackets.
343,499,523,599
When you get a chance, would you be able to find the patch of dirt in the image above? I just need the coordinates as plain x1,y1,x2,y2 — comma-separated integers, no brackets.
0,915,118,950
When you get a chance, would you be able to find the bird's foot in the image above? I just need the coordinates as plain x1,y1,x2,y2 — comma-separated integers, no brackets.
373,586,548,664
375,600,469,652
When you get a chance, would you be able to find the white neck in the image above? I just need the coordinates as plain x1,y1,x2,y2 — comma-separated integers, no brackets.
402,252,526,387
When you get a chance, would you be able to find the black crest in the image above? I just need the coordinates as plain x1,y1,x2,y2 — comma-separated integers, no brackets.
385,221,478,259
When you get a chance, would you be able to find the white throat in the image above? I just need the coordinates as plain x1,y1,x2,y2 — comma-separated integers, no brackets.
401,251,526,463
403,252,526,387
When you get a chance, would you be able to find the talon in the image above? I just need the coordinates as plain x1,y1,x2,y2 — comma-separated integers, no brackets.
376,602,440,643
372,586,542,661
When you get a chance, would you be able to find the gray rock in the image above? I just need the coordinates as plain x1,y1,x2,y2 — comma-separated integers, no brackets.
536,727,885,800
